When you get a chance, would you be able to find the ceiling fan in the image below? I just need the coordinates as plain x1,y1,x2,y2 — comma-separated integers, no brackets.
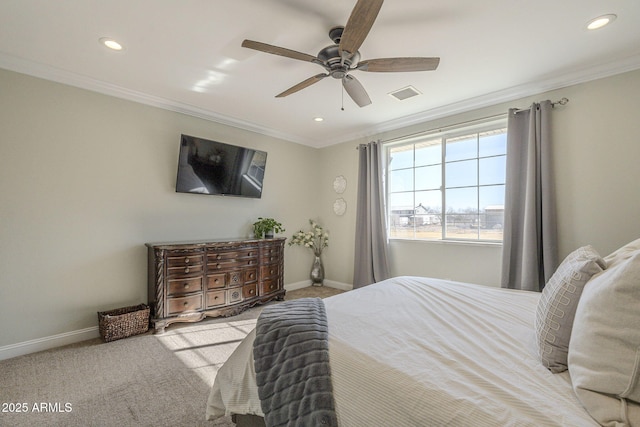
241,0,440,107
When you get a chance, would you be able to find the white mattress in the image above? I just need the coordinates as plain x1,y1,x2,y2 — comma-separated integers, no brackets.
206,276,597,426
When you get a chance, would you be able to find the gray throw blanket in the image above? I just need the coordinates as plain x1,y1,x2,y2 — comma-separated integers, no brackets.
253,297,338,427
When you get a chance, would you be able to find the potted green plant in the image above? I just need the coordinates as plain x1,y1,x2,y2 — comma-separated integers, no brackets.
252,217,285,239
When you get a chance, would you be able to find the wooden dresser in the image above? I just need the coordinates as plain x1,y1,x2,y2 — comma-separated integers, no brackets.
146,238,285,333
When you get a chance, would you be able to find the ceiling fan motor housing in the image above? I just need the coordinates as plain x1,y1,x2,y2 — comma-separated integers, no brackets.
318,45,360,79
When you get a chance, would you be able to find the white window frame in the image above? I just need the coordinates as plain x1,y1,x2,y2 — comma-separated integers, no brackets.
384,117,508,244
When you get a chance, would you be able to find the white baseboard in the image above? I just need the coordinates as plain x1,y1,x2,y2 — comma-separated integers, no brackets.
285,280,353,292
0,327,100,361
1,282,353,361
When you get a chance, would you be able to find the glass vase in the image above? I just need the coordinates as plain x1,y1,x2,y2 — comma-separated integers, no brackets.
310,255,324,286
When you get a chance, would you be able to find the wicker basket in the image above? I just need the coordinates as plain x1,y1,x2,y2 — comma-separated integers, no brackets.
98,304,150,342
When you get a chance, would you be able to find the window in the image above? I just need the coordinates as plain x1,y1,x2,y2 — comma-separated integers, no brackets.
385,119,507,242
246,150,267,185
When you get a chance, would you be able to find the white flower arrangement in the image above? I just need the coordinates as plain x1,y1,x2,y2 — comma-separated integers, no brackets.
289,219,329,256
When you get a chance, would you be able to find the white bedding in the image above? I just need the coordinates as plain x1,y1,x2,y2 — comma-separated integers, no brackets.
206,276,597,426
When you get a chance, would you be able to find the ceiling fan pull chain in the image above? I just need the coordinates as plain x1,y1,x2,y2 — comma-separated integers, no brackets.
341,83,345,111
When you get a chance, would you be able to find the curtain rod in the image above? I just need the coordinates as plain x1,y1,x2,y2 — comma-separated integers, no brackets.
357,97,570,149
513,97,569,114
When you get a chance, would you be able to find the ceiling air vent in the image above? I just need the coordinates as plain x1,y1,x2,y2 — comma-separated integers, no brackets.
388,86,421,101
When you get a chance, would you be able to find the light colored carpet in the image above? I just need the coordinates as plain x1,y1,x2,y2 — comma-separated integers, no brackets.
0,286,344,427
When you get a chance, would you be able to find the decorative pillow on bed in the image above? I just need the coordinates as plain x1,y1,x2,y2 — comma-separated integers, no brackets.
568,250,640,426
534,245,606,373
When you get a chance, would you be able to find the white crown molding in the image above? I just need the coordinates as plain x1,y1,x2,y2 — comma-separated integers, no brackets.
2,51,640,149
320,52,640,146
0,52,313,146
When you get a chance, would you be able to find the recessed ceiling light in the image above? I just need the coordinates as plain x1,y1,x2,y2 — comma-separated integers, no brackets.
99,37,123,51
587,14,617,30
313,117,324,122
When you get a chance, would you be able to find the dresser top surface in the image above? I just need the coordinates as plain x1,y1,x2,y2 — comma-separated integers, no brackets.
146,237,286,250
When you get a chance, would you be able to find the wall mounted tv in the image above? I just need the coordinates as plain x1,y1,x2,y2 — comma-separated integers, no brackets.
176,134,267,198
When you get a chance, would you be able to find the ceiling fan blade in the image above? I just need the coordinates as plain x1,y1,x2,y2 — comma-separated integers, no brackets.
242,39,318,63
276,73,329,98
342,75,371,107
339,0,384,57
357,57,440,72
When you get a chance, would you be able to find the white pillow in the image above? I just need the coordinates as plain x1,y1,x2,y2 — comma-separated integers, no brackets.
534,245,605,373
604,237,640,268
568,251,640,426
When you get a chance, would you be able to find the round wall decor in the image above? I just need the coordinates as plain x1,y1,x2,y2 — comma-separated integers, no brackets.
333,198,347,216
333,175,347,194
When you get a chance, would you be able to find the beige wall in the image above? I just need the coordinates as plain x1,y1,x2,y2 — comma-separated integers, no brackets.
3,66,640,351
319,68,640,287
0,68,320,347
316,142,360,285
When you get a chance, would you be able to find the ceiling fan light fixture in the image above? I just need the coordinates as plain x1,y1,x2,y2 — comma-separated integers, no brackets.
586,14,617,30
313,117,324,122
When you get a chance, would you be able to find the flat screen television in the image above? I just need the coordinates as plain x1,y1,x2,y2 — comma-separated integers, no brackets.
176,134,267,198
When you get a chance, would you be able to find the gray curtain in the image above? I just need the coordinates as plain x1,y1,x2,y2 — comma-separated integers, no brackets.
353,141,390,288
501,100,558,291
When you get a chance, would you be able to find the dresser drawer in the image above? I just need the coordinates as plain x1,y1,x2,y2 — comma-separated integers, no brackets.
228,287,243,304
261,279,280,295
168,276,203,296
260,257,279,266
260,265,279,279
167,294,202,315
228,271,243,287
245,268,258,284
206,290,226,308
208,257,258,270
166,253,204,268
167,264,203,278
207,273,226,289
243,283,258,299
207,248,258,262
261,244,281,259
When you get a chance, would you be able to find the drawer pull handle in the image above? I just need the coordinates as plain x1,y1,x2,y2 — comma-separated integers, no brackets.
184,257,190,264
183,283,190,289
214,296,219,300
217,264,221,270
250,289,255,294
184,268,190,273
183,301,189,306
217,255,221,260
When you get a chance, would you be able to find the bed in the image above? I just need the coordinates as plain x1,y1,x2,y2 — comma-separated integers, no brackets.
206,240,640,427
